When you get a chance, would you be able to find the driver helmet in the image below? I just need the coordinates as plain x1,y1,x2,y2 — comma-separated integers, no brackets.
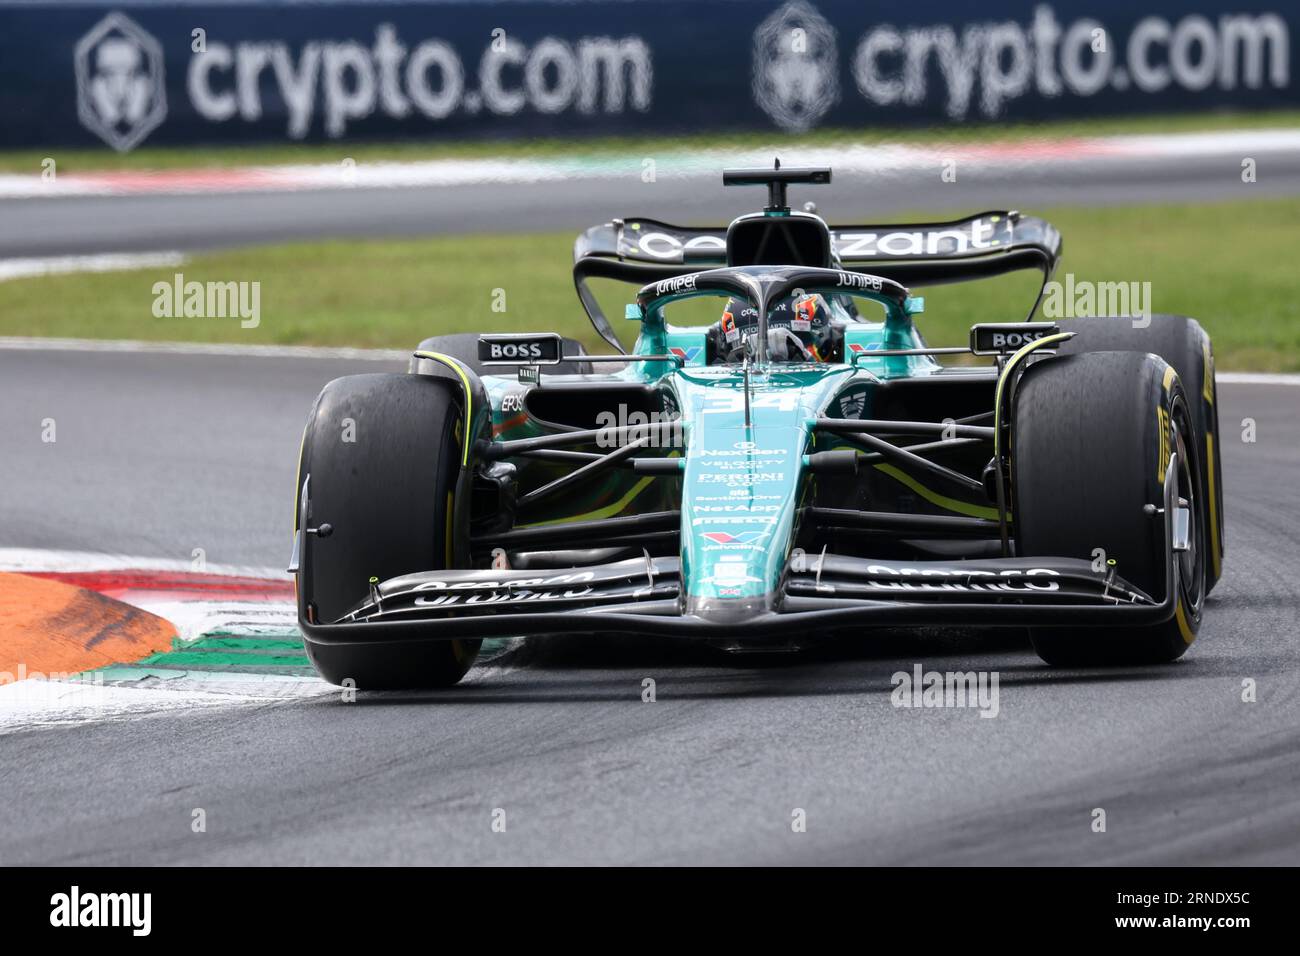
718,292,835,363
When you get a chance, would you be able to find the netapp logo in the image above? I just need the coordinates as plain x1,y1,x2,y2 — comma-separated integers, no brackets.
50,886,151,936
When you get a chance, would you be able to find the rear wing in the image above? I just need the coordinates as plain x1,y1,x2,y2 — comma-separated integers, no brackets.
573,211,1062,352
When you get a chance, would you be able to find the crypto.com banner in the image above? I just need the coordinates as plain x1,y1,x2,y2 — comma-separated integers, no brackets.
0,0,1295,151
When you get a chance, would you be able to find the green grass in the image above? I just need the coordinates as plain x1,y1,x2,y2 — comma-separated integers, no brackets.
2,109,1299,175
2,196,1297,370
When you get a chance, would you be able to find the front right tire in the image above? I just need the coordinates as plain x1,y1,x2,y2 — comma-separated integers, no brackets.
1012,351,1207,666
1054,315,1224,593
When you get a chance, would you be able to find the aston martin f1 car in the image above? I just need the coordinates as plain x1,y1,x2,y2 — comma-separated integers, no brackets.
291,164,1225,687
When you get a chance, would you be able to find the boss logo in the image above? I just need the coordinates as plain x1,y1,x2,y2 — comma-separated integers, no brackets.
478,334,562,365
991,331,1044,347
970,323,1059,356
491,342,542,359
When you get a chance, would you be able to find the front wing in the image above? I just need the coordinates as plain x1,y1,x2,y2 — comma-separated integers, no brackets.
299,460,1182,648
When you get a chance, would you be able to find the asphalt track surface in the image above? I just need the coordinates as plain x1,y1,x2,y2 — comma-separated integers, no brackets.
1,346,1297,865
5,147,1300,258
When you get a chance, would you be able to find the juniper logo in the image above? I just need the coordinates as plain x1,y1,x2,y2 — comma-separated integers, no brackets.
50,886,152,936
74,13,167,152
752,1,839,132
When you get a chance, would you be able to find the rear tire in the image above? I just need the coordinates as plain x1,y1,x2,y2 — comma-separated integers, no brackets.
297,373,480,688
1054,316,1224,592
1012,351,1207,666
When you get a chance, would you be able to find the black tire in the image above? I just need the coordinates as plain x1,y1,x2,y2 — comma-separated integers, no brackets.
410,332,592,376
1054,316,1224,592
297,373,480,688
1012,351,1207,666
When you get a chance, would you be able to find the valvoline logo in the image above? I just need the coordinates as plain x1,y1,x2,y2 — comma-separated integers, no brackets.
669,346,702,363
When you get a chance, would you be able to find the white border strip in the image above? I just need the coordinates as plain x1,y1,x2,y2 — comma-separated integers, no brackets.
0,547,287,579
1217,372,1300,386
0,336,410,362
0,337,1296,381
3,128,1299,200
0,252,186,282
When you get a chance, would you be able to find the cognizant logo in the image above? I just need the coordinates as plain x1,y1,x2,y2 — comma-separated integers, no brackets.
187,25,652,137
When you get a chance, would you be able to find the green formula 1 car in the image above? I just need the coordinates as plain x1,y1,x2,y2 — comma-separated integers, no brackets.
290,163,1225,688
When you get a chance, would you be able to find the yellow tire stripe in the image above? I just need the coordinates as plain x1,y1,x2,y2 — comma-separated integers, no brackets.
444,489,471,663
1175,600,1196,645
1202,338,1215,405
992,331,1076,460
1206,432,1222,580
445,490,456,566
291,425,307,603
412,350,476,466
1162,364,1177,392
292,427,306,534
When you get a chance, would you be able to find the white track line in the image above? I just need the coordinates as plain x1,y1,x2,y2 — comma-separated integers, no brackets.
0,547,287,579
0,680,282,735
2,128,1298,199
0,336,409,362
1217,372,1300,386
0,547,519,706
0,548,331,727
0,251,185,282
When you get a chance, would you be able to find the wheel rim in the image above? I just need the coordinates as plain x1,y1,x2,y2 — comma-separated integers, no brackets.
1171,404,1206,616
